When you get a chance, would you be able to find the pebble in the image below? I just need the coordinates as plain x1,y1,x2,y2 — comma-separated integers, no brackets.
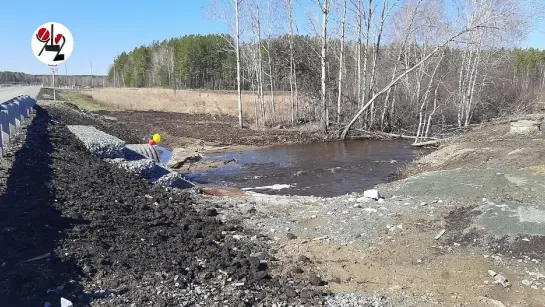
420,202,428,206
286,233,297,240
522,279,532,286
205,208,218,217
297,255,310,262
309,275,324,286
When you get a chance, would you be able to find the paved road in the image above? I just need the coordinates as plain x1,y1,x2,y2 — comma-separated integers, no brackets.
0,86,41,104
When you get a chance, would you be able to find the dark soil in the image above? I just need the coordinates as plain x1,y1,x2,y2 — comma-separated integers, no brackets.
443,205,483,247
442,205,545,261
0,101,325,306
489,235,545,261
95,110,323,148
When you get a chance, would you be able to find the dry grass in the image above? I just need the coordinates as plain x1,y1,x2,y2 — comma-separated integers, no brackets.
58,92,112,112
87,88,314,125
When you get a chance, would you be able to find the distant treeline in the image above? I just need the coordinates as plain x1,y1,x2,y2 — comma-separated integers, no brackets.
0,71,107,88
0,71,41,84
107,33,545,132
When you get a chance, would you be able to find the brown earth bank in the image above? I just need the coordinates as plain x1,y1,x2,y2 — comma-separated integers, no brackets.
0,102,331,306
45,88,397,153
93,109,324,149
400,115,545,178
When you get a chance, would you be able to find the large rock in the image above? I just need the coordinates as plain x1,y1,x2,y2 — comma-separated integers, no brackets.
167,148,202,169
363,189,382,200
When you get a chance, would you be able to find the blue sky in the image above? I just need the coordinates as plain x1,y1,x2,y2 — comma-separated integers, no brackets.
2,0,544,75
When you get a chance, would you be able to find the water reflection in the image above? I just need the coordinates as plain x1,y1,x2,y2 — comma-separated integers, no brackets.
186,140,424,197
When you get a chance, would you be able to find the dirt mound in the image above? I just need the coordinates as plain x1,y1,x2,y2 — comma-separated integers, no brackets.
402,121,545,177
0,102,324,306
95,110,323,149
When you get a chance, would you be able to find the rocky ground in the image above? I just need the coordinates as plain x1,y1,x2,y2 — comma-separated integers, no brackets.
0,101,347,306
192,116,545,306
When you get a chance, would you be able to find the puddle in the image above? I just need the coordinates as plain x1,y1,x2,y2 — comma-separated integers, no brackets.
184,140,426,197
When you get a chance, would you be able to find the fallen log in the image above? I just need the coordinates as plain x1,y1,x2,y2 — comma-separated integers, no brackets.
354,129,437,140
411,139,448,147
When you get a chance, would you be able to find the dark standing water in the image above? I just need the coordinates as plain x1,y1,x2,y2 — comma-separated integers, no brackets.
184,140,425,197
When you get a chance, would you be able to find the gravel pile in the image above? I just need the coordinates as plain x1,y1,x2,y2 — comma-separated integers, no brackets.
108,158,194,189
66,125,125,158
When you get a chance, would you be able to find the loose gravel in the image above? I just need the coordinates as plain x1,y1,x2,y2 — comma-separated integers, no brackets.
200,191,447,248
66,125,125,158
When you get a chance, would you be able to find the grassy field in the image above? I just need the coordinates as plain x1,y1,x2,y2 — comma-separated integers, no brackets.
58,91,112,112
86,87,313,125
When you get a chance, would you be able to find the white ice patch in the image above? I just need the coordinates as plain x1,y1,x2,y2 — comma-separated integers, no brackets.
242,184,294,191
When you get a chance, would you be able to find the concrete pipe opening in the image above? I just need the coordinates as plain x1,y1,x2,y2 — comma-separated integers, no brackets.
125,144,161,163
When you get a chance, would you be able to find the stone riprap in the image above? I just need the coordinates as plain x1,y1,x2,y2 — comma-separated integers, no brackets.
67,125,194,189
66,125,126,158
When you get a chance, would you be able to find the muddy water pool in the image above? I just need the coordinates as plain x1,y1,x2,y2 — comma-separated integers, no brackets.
182,140,427,197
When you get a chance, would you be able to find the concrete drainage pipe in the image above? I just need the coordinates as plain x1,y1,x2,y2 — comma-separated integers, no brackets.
125,144,161,163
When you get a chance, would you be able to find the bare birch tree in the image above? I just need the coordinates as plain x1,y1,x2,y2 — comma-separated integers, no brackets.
207,0,245,127
337,0,347,125
340,24,494,139
317,0,330,132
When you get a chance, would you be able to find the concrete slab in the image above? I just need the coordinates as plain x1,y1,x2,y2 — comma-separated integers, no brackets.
0,109,8,147
510,120,541,133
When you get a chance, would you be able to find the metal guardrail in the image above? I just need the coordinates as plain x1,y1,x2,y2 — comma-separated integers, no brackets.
0,95,37,157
